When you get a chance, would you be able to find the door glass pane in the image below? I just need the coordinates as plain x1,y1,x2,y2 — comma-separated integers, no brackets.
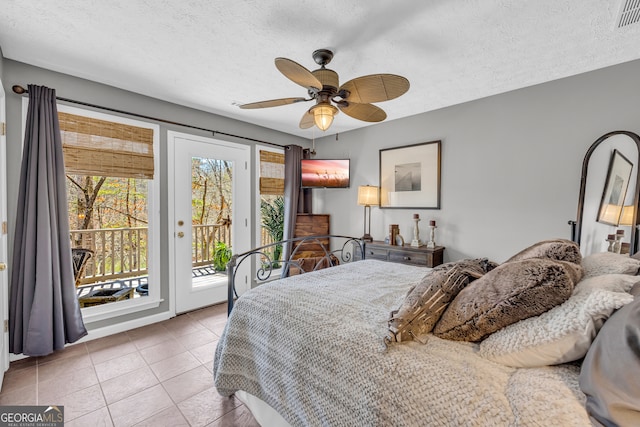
190,157,232,289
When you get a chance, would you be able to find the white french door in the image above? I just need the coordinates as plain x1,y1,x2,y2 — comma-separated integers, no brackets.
0,82,8,388
169,132,251,314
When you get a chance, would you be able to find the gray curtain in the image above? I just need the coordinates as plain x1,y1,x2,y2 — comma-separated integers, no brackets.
281,145,311,277
9,85,87,356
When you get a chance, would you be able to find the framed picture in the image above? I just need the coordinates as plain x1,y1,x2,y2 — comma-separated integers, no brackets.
379,140,441,209
597,149,633,225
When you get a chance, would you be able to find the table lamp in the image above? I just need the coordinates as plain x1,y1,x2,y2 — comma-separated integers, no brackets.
357,185,379,242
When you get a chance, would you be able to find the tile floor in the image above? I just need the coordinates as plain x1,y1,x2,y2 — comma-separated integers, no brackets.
0,302,261,426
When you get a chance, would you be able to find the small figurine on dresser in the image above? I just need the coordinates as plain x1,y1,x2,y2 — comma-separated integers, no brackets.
387,224,403,246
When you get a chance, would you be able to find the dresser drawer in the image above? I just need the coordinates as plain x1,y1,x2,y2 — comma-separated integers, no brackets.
360,241,445,268
389,250,429,266
364,246,388,261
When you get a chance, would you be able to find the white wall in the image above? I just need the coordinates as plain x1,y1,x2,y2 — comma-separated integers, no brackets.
311,59,640,262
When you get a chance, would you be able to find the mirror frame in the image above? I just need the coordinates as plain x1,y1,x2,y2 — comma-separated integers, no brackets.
571,130,640,255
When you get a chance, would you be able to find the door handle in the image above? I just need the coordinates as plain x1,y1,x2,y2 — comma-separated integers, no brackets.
177,232,185,238
0,263,6,271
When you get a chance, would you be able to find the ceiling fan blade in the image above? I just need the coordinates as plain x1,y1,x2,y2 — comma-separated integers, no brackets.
299,110,315,129
239,97,308,109
275,58,323,90
339,74,410,104
338,102,387,122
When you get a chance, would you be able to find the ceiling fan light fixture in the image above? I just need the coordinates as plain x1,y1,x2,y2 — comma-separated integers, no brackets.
241,50,410,132
311,102,338,131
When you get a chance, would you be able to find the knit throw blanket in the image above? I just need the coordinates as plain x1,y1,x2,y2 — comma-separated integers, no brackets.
213,260,589,426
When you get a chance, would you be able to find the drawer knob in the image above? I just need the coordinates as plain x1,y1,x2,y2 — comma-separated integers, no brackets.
403,256,410,260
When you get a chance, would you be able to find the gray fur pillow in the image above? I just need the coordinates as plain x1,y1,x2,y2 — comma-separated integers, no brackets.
433,258,583,342
505,238,582,265
387,259,497,343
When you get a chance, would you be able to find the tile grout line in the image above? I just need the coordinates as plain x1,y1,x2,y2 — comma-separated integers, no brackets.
92,344,114,426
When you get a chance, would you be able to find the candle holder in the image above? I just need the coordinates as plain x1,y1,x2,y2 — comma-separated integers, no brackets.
427,221,437,249
614,230,624,254
410,215,422,247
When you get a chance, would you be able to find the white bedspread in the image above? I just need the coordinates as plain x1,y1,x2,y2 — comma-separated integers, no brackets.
213,260,590,426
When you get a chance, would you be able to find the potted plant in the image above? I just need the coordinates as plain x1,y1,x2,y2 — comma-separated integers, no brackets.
213,241,232,272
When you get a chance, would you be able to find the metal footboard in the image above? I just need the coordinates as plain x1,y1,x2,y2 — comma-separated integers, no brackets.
226,235,365,315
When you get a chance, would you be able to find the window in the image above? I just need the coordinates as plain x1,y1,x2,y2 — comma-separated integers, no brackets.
255,147,285,278
259,149,284,196
258,148,284,244
57,105,160,321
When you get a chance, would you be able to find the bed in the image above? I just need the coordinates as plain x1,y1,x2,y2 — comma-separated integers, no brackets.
213,234,640,426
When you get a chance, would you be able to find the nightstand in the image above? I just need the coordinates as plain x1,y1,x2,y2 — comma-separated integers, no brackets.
356,241,445,268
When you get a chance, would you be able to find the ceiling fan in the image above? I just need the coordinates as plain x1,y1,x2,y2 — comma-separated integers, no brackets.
239,49,410,132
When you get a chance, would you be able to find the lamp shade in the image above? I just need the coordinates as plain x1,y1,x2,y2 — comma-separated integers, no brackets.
311,102,338,131
619,205,635,226
358,185,379,206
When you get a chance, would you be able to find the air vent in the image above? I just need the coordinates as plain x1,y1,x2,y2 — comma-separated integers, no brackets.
616,0,640,28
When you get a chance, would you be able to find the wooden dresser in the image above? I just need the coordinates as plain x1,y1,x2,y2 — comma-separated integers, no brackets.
293,214,330,258
357,241,445,268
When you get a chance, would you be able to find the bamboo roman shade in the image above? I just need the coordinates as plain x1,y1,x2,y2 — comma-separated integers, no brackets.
259,150,285,195
59,112,155,179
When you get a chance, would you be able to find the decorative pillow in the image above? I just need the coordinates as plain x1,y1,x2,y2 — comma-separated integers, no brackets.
433,258,582,342
573,273,640,295
386,258,497,343
581,252,640,278
505,238,582,265
478,275,637,367
579,297,640,426
632,282,640,297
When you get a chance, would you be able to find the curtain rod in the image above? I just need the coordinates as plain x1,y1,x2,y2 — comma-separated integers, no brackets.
11,85,288,149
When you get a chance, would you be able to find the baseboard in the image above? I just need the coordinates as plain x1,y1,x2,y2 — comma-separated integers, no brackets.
8,310,174,363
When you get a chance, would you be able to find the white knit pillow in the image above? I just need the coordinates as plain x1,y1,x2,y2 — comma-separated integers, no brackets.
478,275,638,368
581,252,640,278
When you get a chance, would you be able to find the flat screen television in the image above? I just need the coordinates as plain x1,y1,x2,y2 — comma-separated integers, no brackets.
301,159,350,188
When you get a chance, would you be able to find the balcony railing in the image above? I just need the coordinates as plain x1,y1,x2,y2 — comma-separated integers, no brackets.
70,224,274,285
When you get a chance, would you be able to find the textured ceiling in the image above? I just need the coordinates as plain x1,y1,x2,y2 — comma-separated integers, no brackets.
0,0,639,139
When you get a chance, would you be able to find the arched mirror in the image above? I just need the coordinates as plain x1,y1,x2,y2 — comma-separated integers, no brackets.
571,131,640,256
